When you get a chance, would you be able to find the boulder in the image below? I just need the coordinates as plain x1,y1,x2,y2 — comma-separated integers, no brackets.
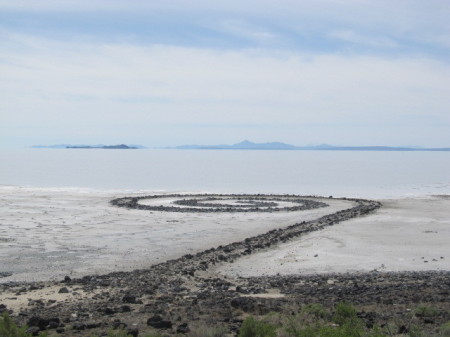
147,315,173,329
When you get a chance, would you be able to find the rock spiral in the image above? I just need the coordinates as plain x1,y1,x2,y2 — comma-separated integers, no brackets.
110,194,328,213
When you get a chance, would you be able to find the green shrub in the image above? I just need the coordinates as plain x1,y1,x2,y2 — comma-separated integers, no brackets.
332,303,358,326
239,316,277,337
324,323,366,337
282,316,320,337
301,304,329,320
261,312,284,327
315,325,348,337
281,303,392,337
440,321,450,337
0,312,29,337
414,305,438,317
407,325,425,337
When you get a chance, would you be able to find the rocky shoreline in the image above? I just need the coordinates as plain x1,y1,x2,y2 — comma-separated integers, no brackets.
1,196,449,336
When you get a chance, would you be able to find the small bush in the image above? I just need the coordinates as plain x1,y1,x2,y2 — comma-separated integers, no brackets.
0,312,29,337
332,303,358,326
407,325,425,337
261,312,283,327
415,305,438,317
440,321,450,337
282,315,320,337
280,303,393,337
301,304,329,320
239,316,277,337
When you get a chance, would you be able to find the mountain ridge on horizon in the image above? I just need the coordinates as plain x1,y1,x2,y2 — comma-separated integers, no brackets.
171,140,450,151
29,141,450,151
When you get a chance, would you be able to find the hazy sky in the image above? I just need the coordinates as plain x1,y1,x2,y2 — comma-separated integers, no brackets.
1,0,449,148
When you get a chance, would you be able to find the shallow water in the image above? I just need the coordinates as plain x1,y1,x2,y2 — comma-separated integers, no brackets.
1,148,449,198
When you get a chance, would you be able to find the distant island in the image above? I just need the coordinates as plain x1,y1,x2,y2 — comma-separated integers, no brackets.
66,144,138,149
171,140,450,151
31,144,145,149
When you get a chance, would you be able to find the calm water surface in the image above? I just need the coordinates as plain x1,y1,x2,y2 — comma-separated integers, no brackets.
1,149,449,198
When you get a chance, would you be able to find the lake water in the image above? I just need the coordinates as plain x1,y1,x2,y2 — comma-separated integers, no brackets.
1,149,449,198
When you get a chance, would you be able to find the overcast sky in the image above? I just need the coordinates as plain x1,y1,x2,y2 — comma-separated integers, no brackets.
1,0,449,148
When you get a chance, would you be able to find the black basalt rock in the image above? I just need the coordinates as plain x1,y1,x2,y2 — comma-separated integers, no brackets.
147,315,173,329
230,297,256,312
122,295,137,304
26,326,41,336
27,316,49,330
177,323,190,334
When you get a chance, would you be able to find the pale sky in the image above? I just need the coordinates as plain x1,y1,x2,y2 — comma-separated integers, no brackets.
1,0,449,148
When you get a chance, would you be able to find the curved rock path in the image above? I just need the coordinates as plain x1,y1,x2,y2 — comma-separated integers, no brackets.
111,194,329,213
1,195,449,336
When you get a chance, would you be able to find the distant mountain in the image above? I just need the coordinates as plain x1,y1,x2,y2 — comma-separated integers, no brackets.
31,144,146,149
171,141,450,151
233,140,298,150
173,140,298,150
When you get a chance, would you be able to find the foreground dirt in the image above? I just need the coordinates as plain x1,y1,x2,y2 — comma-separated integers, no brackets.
1,197,449,336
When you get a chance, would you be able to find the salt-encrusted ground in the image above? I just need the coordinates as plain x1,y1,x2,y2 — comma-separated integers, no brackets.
0,187,354,283
217,196,450,276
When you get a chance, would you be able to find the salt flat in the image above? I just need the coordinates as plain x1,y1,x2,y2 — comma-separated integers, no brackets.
2,186,448,284
217,196,450,276
0,186,353,283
